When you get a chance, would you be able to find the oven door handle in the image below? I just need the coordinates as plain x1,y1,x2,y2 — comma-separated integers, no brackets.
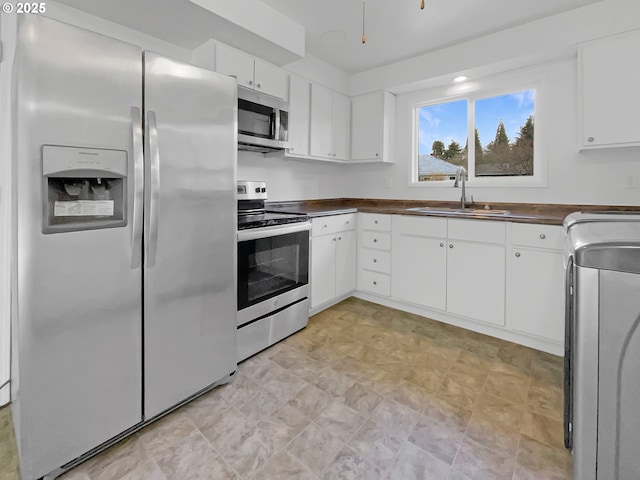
237,222,311,241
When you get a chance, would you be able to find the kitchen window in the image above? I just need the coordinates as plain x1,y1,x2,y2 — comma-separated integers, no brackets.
413,87,541,186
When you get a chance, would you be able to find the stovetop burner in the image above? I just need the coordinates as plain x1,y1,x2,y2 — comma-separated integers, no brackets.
238,211,309,230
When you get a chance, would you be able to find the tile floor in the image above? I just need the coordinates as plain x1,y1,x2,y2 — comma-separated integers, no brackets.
0,298,571,480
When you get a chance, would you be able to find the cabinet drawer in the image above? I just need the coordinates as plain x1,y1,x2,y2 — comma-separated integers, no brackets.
511,223,563,250
361,213,391,231
312,213,356,237
392,215,447,238
359,270,391,296
362,231,391,250
448,219,505,244
360,249,391,273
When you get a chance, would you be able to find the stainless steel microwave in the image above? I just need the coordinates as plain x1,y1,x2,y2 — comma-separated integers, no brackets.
237,87,289,153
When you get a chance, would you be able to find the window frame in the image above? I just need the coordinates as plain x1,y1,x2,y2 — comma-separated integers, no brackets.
409,77,546,188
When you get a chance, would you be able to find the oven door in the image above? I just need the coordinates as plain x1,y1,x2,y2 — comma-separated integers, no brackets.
237,223,310,320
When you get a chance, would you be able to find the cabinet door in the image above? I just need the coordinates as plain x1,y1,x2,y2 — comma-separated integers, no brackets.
311,235,336,308
288,76,310,156
580,30,640,148
391,234,446,310
508,248,564,343
447,241,505,326
310,84,333,159
351,92,382,160
254,59,289,100
332,92,351,160
215,44,254,90
335,230,357,297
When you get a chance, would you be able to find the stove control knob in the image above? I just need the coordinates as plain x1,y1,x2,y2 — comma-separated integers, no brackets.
261,188,266,193
255,187,261,193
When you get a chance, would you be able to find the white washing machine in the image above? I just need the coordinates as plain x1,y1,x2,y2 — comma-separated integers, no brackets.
564,212,640,480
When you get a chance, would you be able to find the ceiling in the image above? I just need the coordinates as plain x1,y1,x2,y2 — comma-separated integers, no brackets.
54,0,602,74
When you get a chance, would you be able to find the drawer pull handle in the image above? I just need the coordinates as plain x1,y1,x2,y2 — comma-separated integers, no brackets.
539,234,546,239
373,238,378,243
338,236,342,240
373,281,377,285
449,244,453,249
373,258,377,263
439,242,444,247
515,252,521,257
332,238,336,242
374,220,379,224
323,224,328,228
346,221,350,225
588,136,595,143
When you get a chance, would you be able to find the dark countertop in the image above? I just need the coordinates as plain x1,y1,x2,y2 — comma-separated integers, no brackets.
267,198,640,225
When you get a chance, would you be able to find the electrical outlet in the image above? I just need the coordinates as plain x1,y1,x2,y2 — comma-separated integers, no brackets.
384,177,392,189
624,174,638,189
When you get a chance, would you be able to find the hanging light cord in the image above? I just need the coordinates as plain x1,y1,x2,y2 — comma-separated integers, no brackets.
361,0,366,44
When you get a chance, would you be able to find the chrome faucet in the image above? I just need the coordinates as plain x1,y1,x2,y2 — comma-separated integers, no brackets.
453,166,474,209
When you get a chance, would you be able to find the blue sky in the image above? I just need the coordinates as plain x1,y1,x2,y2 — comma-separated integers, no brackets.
418,90,535,155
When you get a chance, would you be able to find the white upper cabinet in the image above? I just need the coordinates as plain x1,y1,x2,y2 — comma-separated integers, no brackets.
215,44,289,100
309,84,351,161
578,29,640,149
351,91,396,163
287,76,311,157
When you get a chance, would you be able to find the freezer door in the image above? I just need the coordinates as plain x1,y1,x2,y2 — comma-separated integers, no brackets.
13,16,143,479
143,52,238,418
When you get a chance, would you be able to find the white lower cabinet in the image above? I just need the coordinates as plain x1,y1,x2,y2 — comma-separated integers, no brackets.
358,214,392,297
391,216,447,310
391,216,505,326
310,214,357,309
446,240,505,326
507,224,565,343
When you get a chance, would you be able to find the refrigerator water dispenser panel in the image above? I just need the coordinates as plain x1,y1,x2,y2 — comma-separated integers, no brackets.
42,145,127,233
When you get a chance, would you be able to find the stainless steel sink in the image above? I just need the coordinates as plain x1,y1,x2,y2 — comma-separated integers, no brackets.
406,207,511,216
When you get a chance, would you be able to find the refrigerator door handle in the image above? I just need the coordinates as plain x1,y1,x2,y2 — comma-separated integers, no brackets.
145,110,160,268
130,107,144,269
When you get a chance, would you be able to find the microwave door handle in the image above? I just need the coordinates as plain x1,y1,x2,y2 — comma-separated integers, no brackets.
130,106,144,269
272,109,279,140
145,110,160,269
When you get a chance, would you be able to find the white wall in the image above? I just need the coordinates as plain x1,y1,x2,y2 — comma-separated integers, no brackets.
342,58,640,205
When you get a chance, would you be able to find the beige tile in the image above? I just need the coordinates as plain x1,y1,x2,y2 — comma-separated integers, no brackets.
369,399,421,441
252,450,316,480
388,441,451,480
347,419,403,469
512,463,572,480
315,400,366,439
260,367,308,404
119,460,166,480
465,413,521,458
435,375,479,410
199,405,255,453
287,422,344,475
473,393,526,432
400,366,446,394
311,366,358,397
138,411,198,456
85,434,149,480
338,382,383,416
153,430,238,479
451,437,515,480
495,344,535,373
454,350,494,375
287,383,334,420
320,445,387,480
181,390,231,431
222,425,275,477
257,403,311,452
516,434,572,477
521,411,565,450
484,368,530,404
526,384,563,421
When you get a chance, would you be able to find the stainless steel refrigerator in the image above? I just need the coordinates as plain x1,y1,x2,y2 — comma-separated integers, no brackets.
11,15,237,479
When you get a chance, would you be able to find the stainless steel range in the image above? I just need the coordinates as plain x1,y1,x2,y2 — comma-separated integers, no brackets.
236,181,311,361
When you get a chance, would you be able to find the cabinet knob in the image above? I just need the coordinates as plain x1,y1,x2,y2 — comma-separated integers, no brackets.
338,236,342,240
374,220,378,224
332,237,336,242
256,83,261,89
248,80,253,86
328,153,332,156
588,136,595,143
375,152,379,157
539,234,546,239
439,242,444,247
373,281,377,285
323,224,328,228
345,221,350,225
373,238,378,243
515,252,521,257
449,244,453,249
373,258,377,263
